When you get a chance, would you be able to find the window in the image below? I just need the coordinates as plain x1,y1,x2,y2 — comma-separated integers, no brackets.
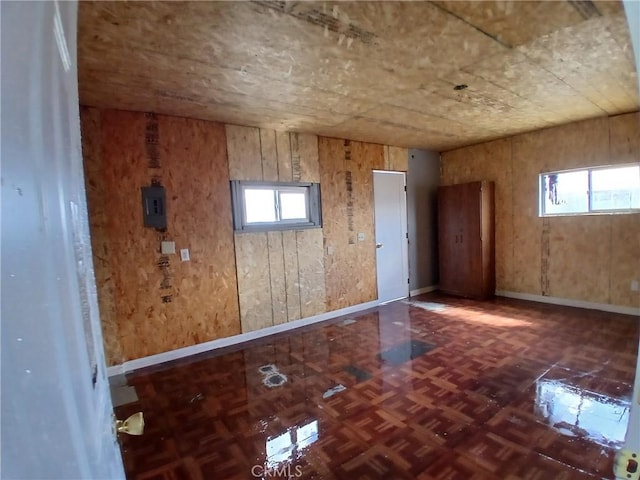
539,164,640,216
231,181,322,231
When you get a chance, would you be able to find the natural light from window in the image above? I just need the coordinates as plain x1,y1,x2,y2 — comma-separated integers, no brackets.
540,164,640,216
244,189,277,223
591,165,640,210
535,379,629,447
243,187,309,224
231,181,321,232
265,420,319,468
279,192,307,220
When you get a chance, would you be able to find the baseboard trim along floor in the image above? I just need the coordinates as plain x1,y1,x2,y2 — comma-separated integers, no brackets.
409,285,438,296
495,290,640,316
108,287,638,377
107,298,381,377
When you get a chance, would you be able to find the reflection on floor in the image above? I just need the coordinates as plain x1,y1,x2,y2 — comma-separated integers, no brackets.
116,293,639,479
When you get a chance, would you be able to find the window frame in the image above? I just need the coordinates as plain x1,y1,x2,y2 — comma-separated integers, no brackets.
539,163,640,217
230,180,322,232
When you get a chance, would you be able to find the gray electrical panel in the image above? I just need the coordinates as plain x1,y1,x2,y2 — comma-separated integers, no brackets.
141,185,167,229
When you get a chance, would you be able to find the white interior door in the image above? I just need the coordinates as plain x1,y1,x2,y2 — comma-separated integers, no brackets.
374,171,409,303
1,2,125,478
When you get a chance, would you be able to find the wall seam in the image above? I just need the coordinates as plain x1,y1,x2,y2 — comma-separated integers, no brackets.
274,130,280,181
288,133,294,182
280,232,290,321
265,232,276,327
295,231,304,318
258,128,265,181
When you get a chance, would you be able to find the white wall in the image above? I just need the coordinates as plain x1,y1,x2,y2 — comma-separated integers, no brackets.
407,149,440,291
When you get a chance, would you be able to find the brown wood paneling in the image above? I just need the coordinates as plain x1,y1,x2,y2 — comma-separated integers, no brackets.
296,229,327,317
282,230,302,321
267,231,288,325
442,113,639,308
294,132,320,183
82,108,240,364
320,137,354,310
99,109,161,361
433,1,584,47
226,124,262,181
80,107,123,365
319,137,381,310
227,127,327,327
234,232,273,332
610,214,640,308
159,115,241,342
546,216,610,304
353,141,384,305
384,146,408,171
609,112,640,308
260,128,279,182
276,131,293,182
78,2,637,152
609,112,640,163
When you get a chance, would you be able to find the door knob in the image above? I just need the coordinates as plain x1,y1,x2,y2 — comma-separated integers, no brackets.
115,412,144,435
376,243,383,249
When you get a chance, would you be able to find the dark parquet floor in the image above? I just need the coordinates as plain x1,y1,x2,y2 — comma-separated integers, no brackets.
116,293,639,479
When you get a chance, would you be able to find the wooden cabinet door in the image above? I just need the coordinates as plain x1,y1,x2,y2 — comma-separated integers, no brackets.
437,185,453,293
460,182,483,297
438,185,463,295
438,181,492,299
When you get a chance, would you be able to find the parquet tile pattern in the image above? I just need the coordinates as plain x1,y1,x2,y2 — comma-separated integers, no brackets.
117,294,639,479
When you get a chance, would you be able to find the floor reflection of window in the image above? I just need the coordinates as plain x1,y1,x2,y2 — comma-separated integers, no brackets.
266,430,293,467
265,420,319,468
296,420,319,450
535,379,629,446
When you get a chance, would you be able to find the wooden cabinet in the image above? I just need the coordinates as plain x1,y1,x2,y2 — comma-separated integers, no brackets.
438,181,495,300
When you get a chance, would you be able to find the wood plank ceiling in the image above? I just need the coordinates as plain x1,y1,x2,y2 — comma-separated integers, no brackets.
77,1,639,151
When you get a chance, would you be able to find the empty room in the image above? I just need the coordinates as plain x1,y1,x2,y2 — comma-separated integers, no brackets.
2,1,639,479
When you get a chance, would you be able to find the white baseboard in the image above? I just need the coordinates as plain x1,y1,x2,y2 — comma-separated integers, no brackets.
410,285,439,297
107,299,380,377
495,290,640,317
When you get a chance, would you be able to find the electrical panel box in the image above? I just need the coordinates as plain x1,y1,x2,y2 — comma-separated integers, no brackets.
141,185,167,229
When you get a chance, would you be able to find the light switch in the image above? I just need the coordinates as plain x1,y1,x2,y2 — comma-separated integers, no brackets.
327,246,334,255
161,241,175,255
180,248,190,262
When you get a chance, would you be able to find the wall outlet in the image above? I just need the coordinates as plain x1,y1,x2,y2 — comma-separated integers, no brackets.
631,280,639,292
161,241,175,255
357,232,365,241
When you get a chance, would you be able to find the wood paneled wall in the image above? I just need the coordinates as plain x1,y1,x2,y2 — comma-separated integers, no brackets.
82,108,409,364
226,126,327,333
81,108,241,365
319,138,385,310
441,112,640,308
